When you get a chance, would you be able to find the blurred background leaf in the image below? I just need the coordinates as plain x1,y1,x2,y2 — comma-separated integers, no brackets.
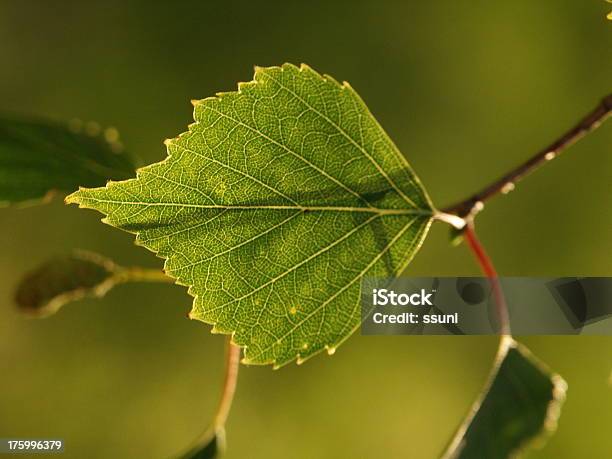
15,251,172,318
0,1,610,458
0,117,136,206
179,428,225,459
14,251,118,317
443,338,566,459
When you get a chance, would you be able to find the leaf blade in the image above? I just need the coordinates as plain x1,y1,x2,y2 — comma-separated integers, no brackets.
443,337,567,459
67,63,434,366
14,251,118,317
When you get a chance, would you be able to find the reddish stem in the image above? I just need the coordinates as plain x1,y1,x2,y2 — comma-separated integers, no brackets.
463,225,511,335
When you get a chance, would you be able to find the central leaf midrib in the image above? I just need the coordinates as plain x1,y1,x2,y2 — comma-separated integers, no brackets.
81,196,433,216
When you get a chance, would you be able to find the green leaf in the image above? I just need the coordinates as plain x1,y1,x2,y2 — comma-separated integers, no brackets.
0,116,136,206
443,337,567,459
15,251,118,317
67,63,435,366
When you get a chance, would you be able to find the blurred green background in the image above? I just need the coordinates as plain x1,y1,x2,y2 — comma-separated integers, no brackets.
0,1,611,458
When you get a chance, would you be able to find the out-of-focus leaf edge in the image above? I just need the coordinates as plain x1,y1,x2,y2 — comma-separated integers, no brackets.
176,427,226,459
441,336,567,459
0,115,137,208
14,251,119,318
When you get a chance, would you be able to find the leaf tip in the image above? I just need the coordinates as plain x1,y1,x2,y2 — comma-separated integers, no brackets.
64,190,81,205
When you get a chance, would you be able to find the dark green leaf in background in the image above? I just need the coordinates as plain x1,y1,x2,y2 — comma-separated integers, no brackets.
14,251,119,317
0,117,136,206
15,251,171,317
443,337,567,459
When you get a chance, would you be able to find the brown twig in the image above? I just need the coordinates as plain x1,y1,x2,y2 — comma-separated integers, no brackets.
444,94,612,218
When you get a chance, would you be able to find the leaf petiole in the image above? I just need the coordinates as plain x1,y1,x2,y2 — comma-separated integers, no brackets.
113,266,175,284
463,224,510,335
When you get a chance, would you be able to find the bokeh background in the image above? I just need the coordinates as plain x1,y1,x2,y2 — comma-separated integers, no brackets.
1,1,611,458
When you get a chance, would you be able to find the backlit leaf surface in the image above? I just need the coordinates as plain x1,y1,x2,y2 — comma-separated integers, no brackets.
68,64,435,366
